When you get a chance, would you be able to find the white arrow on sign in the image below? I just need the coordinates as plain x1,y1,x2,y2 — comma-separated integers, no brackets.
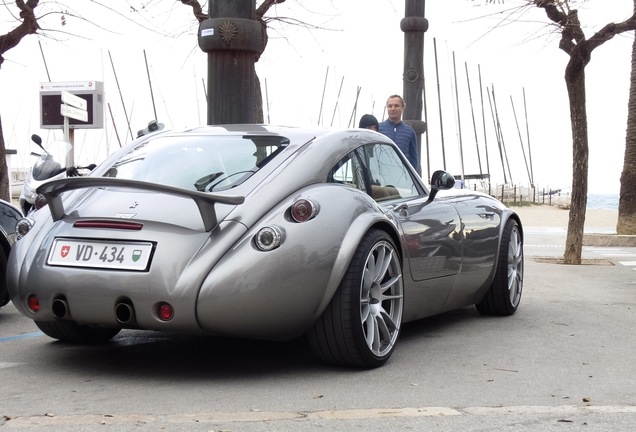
61,90,87,111
60,103,88,122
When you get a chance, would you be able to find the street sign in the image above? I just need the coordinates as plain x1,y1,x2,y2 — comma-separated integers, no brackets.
61,90,87,111
60,103,88,122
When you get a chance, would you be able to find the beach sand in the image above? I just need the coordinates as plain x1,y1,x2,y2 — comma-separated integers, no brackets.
511,205,618,230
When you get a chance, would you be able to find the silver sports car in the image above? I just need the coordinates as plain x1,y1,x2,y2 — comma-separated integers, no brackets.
8,125,523,368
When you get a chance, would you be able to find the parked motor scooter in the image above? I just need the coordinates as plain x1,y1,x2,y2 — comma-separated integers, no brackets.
19,134,96,215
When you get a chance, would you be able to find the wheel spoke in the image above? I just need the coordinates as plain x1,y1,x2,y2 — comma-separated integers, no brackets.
362,267,372,295
374,246,391,283
375,314,392,345
364,313,377,348
380,274,402,294
379,310,398,333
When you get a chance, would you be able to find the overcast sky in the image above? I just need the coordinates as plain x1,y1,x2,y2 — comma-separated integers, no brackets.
0,0,633,194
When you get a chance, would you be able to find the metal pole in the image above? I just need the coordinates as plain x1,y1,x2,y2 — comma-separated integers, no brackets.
143,50,158,122
523,87,535,186
108,51,134,141
478,65,491,178
198,1,263,124
491,85,513,184
487,87,507,184
330,76,345,126
510,95,532,185
318,67,329,126
433,38,447,170
452,52,465,181
465,62,483,176
401,0,428,174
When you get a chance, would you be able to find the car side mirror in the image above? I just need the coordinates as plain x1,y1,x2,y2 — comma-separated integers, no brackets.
428,170,455,202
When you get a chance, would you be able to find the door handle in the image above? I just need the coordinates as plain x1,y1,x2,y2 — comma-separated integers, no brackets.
393,203,408,212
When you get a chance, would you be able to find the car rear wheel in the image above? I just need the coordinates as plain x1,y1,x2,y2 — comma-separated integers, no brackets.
35,320,121,343
476,218,523,316
308,229,404,368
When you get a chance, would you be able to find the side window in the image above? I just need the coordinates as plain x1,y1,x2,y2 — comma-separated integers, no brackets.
363,143,421,202
329,151,367,193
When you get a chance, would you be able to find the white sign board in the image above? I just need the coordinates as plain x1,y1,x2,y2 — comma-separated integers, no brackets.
61,90,87,111
60,104,88,122
40,81,101,92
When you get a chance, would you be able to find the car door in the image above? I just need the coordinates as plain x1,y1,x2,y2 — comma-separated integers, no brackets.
356,142,462,318
357,143,462,278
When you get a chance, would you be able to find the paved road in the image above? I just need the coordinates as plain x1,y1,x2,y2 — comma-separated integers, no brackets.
1,226,635,431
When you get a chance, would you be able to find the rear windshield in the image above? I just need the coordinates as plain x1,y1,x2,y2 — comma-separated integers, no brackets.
103,135,288,191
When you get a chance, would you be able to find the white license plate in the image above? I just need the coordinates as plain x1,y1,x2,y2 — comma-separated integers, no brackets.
48,238,154,271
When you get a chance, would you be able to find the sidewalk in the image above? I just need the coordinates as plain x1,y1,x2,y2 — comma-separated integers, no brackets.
512,205,636,247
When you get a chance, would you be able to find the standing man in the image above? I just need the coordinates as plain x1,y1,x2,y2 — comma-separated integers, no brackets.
378,95,419,169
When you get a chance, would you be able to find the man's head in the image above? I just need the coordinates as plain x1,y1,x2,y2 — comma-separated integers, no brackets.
359,114,379,131
386,95,405,123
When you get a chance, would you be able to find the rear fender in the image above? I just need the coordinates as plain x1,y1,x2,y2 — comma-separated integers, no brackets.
195,184,400,340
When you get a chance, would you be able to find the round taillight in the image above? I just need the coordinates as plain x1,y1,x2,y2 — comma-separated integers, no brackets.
291,199,318,222
255,226,282,251
16,217,35,240
34,194,48,210
27,295,40,313
158,303,174,321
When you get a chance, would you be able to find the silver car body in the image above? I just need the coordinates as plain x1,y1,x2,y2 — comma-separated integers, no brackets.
7,125,523,367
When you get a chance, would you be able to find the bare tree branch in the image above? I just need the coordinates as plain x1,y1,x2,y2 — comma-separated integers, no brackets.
0,0,40,68
179,0,206,23
256,0,286,20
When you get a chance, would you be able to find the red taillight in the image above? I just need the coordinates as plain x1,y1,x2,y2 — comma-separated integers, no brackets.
158,303,174,321
291,199,318,222
27,295,40,313
74,220,143,230
34,194,48,210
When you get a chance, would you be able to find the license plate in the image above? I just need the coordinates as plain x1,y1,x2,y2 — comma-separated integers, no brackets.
48,238,154,271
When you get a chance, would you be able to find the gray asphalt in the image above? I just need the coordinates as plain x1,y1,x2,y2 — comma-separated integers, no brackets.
1,225,635,431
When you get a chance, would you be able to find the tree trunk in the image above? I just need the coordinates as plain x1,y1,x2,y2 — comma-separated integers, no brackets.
617,23,636,234
563,62,588,265
254,70,264,123
0,115,9,202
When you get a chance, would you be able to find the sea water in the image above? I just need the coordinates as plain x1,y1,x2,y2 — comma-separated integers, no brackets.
587,194,619,210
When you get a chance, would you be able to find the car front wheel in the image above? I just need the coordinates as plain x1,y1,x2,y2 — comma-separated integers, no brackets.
308,229,404,368
476,218,523,316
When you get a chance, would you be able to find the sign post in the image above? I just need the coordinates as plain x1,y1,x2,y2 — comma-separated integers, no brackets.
60,90,88,167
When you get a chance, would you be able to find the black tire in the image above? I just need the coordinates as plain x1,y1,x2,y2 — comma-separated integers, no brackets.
35,320,121,343
0,247,9,308
308,229,404,368
476,218,523,316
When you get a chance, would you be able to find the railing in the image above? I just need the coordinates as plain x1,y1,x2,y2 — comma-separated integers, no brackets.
460,182,572,208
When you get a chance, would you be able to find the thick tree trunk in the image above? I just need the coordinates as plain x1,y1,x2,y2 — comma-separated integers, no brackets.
563,64,588,265
617,28,636,234
254,74,264,123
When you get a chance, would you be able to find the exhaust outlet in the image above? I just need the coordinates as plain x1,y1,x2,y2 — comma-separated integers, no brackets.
115,302,136,324
51,298,70,319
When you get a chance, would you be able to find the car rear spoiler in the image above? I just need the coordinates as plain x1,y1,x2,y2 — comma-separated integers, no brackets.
36,177,245,232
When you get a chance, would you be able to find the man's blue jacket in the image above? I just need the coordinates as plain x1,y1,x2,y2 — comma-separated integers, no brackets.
378,120,419,169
